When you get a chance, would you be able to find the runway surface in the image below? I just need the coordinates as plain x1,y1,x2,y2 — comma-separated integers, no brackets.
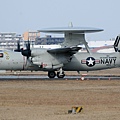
0,79,120,120
0,75,120,80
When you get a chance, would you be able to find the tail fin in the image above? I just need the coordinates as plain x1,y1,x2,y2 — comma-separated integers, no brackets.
114,35,120,52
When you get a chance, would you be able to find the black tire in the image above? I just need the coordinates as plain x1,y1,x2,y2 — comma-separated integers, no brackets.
48,71,56,78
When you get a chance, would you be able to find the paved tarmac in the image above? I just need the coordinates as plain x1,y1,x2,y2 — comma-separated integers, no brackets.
0,75,120,80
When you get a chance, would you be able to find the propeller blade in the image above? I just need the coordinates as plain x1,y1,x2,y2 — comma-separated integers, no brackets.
14,40,21,52
27,40,30,50
14,40,31,59
21,40,31,58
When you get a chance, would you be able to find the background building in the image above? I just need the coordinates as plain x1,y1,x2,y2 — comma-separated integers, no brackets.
23,31,40,46
0,31,64,50
0,32,23,50
0,30,114,50
23,31,40,41
35,35,64,45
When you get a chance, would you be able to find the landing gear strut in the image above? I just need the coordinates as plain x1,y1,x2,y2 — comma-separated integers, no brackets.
57,72,65,78
57,68,65,78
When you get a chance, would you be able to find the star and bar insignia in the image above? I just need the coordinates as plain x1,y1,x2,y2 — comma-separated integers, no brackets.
81,57,100,67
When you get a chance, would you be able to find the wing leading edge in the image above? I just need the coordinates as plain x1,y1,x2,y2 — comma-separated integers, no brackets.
47,46,81,55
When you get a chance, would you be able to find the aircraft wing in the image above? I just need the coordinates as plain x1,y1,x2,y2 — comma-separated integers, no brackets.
47,46,81,55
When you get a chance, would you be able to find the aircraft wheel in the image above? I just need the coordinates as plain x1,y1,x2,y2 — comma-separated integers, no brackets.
57,72,65,78
48,71,56,78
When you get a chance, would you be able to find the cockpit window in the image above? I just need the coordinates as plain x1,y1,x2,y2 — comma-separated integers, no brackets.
0,53,3,57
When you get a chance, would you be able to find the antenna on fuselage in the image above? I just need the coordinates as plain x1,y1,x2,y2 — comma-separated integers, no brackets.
68,22,73,28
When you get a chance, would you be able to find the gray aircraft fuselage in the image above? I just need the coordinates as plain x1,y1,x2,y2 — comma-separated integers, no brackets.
0,50,119,72
63,52,119,71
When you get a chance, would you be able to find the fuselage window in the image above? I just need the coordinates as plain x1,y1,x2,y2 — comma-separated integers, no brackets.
0,53,3,58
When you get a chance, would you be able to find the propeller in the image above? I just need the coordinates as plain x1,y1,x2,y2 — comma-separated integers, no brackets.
21,40,31,58
15,40,31,59
14,40,21,52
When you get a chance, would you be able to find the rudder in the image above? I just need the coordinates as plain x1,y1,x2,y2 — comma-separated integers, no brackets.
114,35,120,52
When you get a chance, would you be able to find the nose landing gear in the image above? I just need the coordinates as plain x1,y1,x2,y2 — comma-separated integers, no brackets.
48,68,65,78
57,72,65,78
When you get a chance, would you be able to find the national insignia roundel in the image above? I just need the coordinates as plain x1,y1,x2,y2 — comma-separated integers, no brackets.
86,57,95,67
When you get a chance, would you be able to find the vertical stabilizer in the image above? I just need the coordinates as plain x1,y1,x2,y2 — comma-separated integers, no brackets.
114,35,120,52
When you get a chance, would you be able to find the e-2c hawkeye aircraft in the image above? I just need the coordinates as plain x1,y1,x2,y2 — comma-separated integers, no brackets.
0,26,120,78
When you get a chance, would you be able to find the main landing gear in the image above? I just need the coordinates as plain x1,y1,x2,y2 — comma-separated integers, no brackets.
48,70,65,78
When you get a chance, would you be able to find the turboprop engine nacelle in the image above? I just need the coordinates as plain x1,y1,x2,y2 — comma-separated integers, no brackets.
32,56,64,70
31,48,47,57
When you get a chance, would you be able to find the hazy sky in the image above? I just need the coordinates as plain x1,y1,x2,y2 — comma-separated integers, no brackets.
0,0,120,40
